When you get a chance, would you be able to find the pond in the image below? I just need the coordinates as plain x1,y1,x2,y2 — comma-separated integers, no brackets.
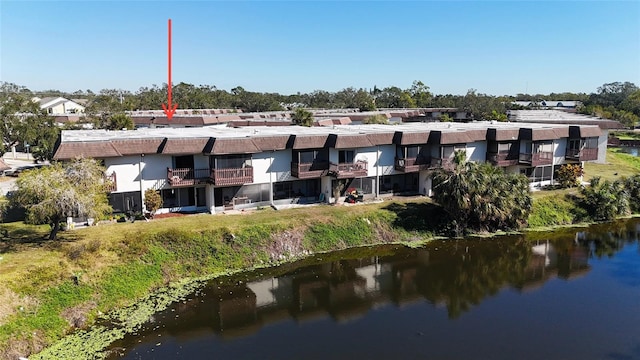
620,147,639,156
107,219,640,360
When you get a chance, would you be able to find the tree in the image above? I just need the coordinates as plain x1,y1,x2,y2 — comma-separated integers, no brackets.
556,164,582,188
291,108,314,127
409,80,432,107
432,156,532,236
105,113,134,130
439,114,454,122
363,114,389,124
144,189,163,218
10,159,112,240
0,82,53,158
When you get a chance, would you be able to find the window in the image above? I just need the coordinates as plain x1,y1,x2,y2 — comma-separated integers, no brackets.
441,144,465,159
298,150,326,163
498,143,511,152
213,154,252,169
339,150,354,164
533,141,553,153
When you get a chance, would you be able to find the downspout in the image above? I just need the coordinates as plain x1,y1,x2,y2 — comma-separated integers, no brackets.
139,154,146,213
550,140,555,186
375,145,380,198
269,151,274,207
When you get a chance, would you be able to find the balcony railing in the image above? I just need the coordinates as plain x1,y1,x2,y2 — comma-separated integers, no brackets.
291,161,329,179
430,158,455,170
394,157,431,172
105,172,117,192
211,166,253,186
519,152,553,166
329,161,368,179
167,167,211,187
566,148,598,161
486,152,519,167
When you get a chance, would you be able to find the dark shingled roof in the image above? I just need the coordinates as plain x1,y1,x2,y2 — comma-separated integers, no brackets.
252,135,291,151
487,128,520,141
464,129,488,142
434,131,473,145
520,128,566,141
205,138,260,155
394,131,430,145
291,134,331,149
111,138,164,155
578,126,602,138
333,134,374,149
53,141,121,160
161,138,210,155
366,131,395,145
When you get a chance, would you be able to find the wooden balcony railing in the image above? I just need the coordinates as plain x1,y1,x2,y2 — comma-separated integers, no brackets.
105,172,117,192
211,166,253,186
329,161,368,179
486,152,519,167
291,161,329,179
394,157,431,172
566,148,598,161
519,152,553,166
167,167,211,187
430,158,455,170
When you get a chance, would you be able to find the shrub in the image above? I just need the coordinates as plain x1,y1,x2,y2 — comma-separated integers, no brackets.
556,164,583,188
580,177,630,221
143,189,162,217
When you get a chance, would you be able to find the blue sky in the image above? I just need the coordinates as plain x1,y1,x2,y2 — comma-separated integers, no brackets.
1,1,639,96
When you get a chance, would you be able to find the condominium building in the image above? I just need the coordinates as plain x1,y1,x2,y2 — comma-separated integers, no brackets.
52,121,605,215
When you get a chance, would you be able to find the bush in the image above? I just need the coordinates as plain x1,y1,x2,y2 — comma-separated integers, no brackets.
143,189,162,217
556,164,583,188
580,177,630,221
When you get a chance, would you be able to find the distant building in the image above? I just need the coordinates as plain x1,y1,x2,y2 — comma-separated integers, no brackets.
512,100,582,110
32,97,86,114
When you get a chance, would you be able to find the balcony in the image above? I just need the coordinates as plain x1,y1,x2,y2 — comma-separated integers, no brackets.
394,157,431,172
291,161,329,179
519,152,553,166
430,158,455,171
167,168,211,187
566,148,598,161
329,161,368,179
486,152,519,167
105,172,117,192
211,166,253,186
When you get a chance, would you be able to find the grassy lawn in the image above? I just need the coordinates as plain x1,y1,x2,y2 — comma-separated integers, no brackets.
610,130,640,140
0,196,439,358
584,147,640,182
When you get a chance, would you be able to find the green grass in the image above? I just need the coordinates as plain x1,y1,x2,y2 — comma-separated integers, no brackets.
0,198,441,358
584,148,640,182
611,130,640,140
528,194,587,227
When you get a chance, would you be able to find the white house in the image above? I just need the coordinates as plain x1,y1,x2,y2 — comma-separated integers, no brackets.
32,97,86,114
52,122,605,215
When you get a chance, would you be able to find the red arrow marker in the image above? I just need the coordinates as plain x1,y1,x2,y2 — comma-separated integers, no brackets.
162,18,178,119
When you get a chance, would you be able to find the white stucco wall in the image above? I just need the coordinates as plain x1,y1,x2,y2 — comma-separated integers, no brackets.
106,154,172,193
597,132,608,164
553,138,567,166
466,141,487,163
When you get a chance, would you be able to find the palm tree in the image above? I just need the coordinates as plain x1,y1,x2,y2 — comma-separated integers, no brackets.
291,108,314,127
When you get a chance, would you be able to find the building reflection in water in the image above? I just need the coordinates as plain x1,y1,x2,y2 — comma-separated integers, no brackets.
119,221,639,347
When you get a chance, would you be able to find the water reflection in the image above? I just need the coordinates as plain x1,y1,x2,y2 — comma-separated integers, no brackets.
107,219,640,359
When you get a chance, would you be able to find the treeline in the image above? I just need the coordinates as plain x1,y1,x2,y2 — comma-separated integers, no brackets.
577,82,640,128
2,80,639,161
28,80,640,127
